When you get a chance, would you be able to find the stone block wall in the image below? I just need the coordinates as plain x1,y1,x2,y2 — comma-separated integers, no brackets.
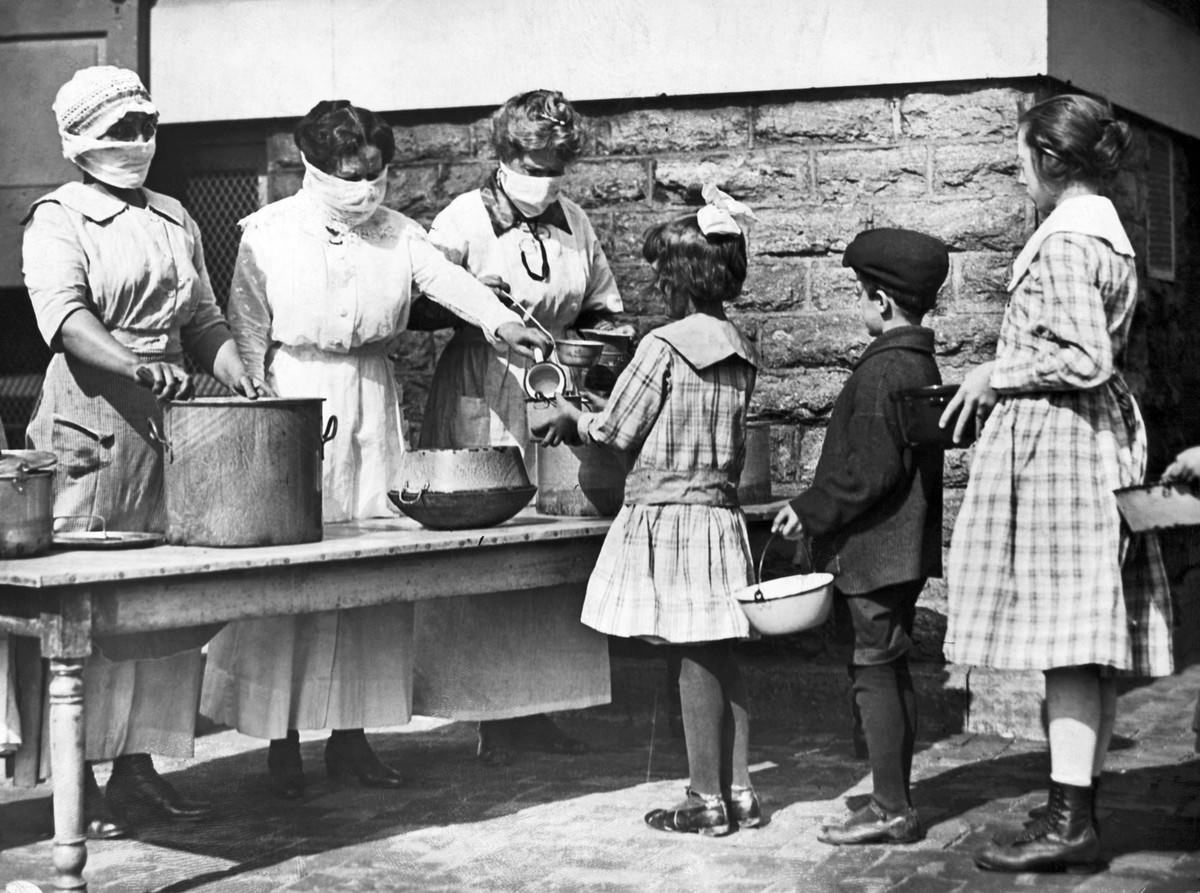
259,78,1200,671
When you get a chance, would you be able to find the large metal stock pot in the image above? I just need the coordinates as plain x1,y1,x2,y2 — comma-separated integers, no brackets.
150,397,336,547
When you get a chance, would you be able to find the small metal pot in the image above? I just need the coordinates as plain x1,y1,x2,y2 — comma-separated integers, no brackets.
0,452,56,558
524,349,568,400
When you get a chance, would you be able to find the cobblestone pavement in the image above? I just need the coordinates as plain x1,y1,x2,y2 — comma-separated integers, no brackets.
2,662,1198,893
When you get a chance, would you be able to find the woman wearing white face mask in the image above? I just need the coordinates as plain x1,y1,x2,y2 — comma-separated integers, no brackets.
200,100,550,799
21,65,266,839
410,89,627,766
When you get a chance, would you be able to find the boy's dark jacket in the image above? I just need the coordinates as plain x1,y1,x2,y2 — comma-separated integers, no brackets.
788,325,943,594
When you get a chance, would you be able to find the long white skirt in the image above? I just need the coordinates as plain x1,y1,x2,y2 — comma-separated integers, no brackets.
200,345,414,738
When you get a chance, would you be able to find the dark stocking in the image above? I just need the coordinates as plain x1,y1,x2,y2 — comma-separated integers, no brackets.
852,656,917,814
676,642,750,797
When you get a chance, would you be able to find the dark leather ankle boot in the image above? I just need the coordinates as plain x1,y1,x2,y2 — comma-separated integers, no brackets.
1028,775,1100,830
107,753,211,820
976,780,1102,873
325,729,404,788
267,729,305,799
83,762,130,840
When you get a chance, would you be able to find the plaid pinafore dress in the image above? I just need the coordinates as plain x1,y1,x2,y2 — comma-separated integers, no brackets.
946,197,1173,676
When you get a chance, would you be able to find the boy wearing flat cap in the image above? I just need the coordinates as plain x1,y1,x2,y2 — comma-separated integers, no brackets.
773,227,949,846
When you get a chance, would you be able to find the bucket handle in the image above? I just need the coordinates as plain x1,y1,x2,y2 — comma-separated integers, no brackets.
146,417,172,461
320,415,338,459
395,484,428,505
751,531,815,602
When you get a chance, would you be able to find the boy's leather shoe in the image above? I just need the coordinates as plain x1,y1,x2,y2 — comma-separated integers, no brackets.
818,800,921,845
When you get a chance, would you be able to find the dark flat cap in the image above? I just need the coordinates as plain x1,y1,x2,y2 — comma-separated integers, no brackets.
843,228,950,305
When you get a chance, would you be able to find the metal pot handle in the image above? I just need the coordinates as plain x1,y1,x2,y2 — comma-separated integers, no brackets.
753,530,815,596
320,415,338,459
146,417,172,461
395,484,428,505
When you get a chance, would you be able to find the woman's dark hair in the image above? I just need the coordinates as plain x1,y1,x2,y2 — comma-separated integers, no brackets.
642,215,748,308
294,100,396,173
491,89,585,166
1019,94,1133,189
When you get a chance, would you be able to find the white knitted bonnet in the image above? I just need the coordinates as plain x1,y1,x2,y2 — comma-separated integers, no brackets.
53,65,157,138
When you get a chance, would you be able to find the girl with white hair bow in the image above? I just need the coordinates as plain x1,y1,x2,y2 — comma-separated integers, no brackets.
20,64,267,840
534,187,763,836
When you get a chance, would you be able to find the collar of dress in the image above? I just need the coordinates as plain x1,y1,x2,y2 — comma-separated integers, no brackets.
1008,194,1134,292
26,181,184,225
480,169,572,236
652,314,759,371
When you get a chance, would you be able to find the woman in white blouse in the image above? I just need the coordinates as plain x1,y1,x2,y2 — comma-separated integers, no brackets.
412,89,627,765
200,100,549,798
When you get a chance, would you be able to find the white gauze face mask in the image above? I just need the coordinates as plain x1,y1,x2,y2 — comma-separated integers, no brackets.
61,132,156,189
499,162,563,218
302,155,388,228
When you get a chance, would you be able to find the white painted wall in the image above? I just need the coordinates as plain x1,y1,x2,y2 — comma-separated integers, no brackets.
1047,0,1200,139
149,0,1049,122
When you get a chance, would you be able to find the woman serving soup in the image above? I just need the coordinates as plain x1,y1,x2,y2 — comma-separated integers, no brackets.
200,100,549,798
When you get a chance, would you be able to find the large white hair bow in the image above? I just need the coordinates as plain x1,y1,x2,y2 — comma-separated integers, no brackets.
696,183,757,242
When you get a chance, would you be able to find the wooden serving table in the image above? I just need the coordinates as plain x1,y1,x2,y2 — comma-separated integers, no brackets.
0,503,783,891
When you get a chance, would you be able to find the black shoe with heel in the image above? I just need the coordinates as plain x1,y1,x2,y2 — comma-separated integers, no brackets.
511,714,587,755
106,753,211,820
325,729,405,788
267,729,305,799
476,720,514,767
645,788,731,837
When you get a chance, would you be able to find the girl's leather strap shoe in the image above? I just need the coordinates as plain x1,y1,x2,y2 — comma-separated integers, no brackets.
644,788,731,837
728,784,763,829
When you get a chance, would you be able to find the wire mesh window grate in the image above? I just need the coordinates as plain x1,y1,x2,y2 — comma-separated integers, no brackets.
184,170,262,394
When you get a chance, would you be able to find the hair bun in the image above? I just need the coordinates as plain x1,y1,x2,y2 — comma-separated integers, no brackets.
1093,116,1133,176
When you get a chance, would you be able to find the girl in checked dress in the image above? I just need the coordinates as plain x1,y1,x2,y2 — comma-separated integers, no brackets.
941,94,1174,873
538,187,761,836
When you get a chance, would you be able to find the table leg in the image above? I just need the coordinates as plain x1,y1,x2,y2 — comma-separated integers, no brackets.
48,658,87,892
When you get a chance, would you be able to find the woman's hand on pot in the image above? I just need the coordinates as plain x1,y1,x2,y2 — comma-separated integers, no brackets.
1163,445,1200,483
497,321,553,359
939,361,997,444
772,504,804,540
231,375,274,399
134,362,194,401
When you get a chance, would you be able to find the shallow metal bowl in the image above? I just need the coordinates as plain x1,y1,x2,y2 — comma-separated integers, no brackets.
555,339,606,367
388,486,537,530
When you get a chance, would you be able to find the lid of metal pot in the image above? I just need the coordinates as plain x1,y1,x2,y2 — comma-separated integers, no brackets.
0,450,58,477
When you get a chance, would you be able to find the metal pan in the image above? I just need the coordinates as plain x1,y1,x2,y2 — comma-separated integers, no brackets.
1115,481,1200,532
